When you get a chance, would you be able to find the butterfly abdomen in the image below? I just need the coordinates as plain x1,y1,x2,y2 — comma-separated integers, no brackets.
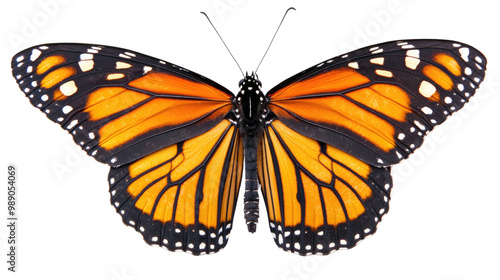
243,136,260,232
236,73,265,232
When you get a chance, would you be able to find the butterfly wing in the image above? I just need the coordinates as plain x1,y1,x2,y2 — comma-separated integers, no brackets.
267,40,487,166
11,44,243,254
110,115,243,254
261,39,486,254
11,44,234,166
258,118,391,255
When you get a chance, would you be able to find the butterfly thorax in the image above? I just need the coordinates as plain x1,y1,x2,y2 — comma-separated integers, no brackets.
236,72,265,137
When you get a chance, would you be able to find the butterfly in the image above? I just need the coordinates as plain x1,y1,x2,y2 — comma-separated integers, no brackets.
11,38,486,255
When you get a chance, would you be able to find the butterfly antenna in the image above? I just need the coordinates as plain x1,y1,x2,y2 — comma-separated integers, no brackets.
201,11,245,78
255,7,296,74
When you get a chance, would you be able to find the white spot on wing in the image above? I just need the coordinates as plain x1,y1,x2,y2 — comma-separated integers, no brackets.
78,60,94,72
375,69,393,77
62,105,73,114
116,62,132,69
419,81,436,98
414,120,425,130
459,47,470,62
370,57,384,65
60,81,78,96
67,120,78,129
30,49,42,61
421,106,433,115
107,73,125,80
80,53,93,60
405,50,420,69
348,62,359,69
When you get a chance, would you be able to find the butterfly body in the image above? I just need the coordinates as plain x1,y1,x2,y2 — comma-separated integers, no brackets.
236,72,265,232
11,39,486,255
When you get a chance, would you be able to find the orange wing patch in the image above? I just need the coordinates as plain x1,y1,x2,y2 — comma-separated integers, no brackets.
270,83,414,153
423,65,454,90
129,71,231,101
86,89,232,151
270,68,371,100
85,87,151,120
37,55,66,74
41,66,76,88
434,53,462,76
346,84,411,122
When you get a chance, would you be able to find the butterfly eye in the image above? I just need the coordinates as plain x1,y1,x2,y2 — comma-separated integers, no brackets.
238,79,245,87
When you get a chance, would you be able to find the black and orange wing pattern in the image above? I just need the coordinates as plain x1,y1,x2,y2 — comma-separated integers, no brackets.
267,40,486,166
11,44,234,166
260,40,486,254
259,118,392,254
109,117,243,254
11,44,243,254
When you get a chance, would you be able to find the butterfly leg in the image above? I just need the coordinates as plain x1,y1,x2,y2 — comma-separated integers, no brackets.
243,135,260,233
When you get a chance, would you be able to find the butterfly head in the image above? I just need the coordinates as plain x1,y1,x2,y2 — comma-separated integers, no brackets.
236,72,265,125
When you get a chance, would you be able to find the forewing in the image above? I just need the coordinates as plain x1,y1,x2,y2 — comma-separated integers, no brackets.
267,40,487,166
12,43,234,166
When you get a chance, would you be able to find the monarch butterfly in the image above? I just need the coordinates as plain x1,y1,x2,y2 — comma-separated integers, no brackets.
11,22,486,255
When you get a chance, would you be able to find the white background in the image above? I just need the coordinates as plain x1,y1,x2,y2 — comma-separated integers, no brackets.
1,0,499,279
